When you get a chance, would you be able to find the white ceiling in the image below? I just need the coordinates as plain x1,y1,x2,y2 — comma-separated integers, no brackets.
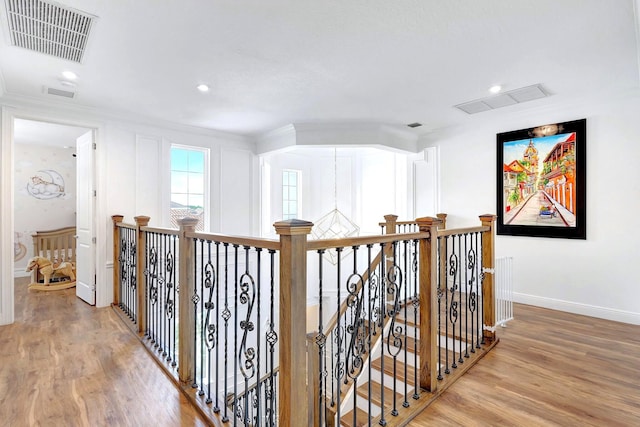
1,0,639,138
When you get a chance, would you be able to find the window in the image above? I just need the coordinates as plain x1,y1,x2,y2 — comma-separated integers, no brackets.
170,146,208,231
282,170,300,220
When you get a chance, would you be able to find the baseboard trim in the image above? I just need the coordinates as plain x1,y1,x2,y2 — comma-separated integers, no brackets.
14,269,29,278
513,292,640,325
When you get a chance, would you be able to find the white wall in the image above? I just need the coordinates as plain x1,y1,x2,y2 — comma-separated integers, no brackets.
0,100,257,323
104,122,257,305
420,93,640,324
13,144,76,275
261,146,412,237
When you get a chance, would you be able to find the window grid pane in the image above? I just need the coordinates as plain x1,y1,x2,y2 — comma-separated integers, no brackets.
171,146,207,231
282,170,300,220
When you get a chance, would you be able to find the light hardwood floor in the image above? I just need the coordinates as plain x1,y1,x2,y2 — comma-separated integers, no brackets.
2,278,639,426
411,302,640,426
0,278,207,426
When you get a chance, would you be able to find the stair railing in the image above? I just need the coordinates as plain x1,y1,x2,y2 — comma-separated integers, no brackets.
111,213,496,427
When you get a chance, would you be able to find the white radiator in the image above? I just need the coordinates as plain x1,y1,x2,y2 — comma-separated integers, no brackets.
495,256,514,327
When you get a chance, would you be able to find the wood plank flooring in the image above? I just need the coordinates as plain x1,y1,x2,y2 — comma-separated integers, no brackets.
410,303,640,426
2,278,639,426
0,278,207,426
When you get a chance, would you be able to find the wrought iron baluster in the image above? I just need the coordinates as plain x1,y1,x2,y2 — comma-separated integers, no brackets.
386,241,403,417
379,242,387,426
315,249,326,427
222,243,230,423
157,234,162,352
266,249,278,427
165,234,175,360
475,232,482,349
172,234,177,367
238,246,257,425
198,239,205,397
149,236,158,344
437,236,443,381
402,239,409,408
464,234,471,358
232,244,239,424
255,248,262,425
213,241,221,410
458,234,464,365
345,246,365,427
334,247,344,426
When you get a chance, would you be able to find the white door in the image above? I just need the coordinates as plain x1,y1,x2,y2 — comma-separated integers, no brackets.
76,131,96,305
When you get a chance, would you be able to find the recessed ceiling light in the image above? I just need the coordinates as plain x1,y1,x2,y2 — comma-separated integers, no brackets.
407,122,422,128
197,84,209,92
489,85,502,94
62,70,77,80
60,80,76,88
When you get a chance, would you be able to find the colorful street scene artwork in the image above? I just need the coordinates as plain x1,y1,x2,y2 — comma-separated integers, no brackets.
502,132,577,227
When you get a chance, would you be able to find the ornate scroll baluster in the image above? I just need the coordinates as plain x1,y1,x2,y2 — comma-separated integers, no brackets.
467,235,477,357
266,249,278,426
238,246,257,424
202,241,216,404
385,242,404,417
448,236,459,370
345,246,366,427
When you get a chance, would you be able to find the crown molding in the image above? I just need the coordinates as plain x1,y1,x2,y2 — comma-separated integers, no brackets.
256,122,420,154
255,124,297,154
0,92,253,146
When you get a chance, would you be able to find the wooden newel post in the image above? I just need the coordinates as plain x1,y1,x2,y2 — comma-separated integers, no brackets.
274,219,313,427
111,215,124,305
479,214,497,343
436,213,448,230
177,217,199,385
416,216,442,393
384,214,398,234
134,216,150,334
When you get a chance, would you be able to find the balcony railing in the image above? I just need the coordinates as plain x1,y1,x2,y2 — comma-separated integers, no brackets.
111,213,498,426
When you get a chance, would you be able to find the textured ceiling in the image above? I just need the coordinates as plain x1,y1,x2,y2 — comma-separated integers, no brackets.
1,0,639,137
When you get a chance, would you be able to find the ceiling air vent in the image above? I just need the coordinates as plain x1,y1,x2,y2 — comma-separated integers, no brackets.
46,86,75,98
4,0,95,63
455,84,548,115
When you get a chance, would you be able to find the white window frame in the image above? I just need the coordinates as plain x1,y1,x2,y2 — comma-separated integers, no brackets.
170,144,210,231
282,169,301,220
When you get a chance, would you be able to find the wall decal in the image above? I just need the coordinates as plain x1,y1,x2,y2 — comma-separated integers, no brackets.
27,169,66,199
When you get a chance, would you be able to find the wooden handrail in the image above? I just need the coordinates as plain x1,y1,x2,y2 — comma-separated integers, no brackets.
307,231,428,251
436,225,490,237
116,222,137,230
140,225,180,236
188,230,281,251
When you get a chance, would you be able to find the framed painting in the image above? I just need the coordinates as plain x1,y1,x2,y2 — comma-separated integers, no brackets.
496,118,586,239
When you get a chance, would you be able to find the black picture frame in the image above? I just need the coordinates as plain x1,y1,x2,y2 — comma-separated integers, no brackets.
496,118,586,239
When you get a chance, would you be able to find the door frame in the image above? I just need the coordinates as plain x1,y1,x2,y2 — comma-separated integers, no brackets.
0,105,107,325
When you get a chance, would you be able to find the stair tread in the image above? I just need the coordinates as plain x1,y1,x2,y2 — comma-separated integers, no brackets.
356,379,404,408
371,355,418,385
339,406,370,427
